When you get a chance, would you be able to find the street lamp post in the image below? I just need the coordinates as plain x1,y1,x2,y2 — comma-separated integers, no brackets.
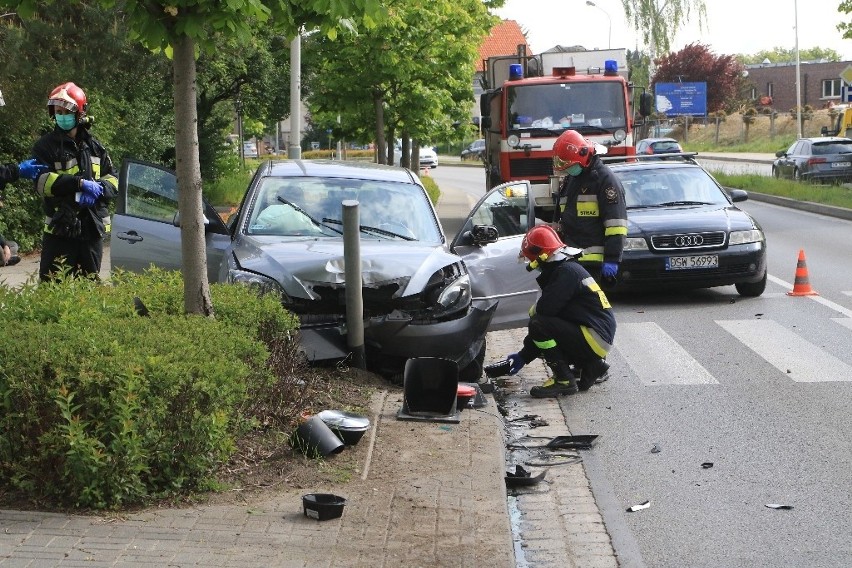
585,1,611,50
794,0,803,138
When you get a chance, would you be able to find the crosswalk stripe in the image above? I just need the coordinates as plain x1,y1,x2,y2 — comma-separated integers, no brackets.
833,318,852,332
717,319,852,382
615,322,719,385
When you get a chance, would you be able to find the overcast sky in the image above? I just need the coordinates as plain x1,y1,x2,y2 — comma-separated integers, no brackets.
493,0,852,61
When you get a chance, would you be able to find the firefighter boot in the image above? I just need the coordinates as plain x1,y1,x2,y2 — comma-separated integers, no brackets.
578,359,610,391
530,359,579,398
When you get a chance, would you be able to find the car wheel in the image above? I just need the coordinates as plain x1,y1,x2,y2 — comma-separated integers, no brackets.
735,271,767,297
772,167,780,179
458,341,486,383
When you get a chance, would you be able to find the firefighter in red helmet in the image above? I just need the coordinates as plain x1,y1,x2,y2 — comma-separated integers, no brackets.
552,129,627,287
31,82,117,281
487,225,615,398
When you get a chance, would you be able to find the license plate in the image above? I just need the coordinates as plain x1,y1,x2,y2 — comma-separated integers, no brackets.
666,255,719,270
831,162,850,168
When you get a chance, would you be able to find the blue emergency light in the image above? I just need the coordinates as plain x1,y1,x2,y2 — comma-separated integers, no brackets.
509,64,523,80
604,59,618,76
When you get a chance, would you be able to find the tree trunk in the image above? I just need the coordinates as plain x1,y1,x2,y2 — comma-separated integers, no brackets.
373,92,386,164
173,36,214,317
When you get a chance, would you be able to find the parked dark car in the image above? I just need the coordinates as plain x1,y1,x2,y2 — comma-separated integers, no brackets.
111,159,539,379
460,139,486,161
772,136,852,183
635,137,683,159
607,158,767,296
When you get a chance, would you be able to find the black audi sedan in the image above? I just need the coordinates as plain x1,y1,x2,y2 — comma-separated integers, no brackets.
609,159,767,296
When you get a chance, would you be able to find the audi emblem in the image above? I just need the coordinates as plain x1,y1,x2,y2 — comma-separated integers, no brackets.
674,234,704,247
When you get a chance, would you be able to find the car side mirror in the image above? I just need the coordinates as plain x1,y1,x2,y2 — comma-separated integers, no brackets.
639,92,654,117
469,224,499,246
481,116,492,130
821,126,829,136
728,188,748,203
775,150,785,158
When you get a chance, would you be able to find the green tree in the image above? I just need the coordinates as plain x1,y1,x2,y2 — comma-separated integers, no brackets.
305,0,495,167
652,43,744,113
4,0,381,316
839,0,852,39
738,47,842,65
620,0,707,67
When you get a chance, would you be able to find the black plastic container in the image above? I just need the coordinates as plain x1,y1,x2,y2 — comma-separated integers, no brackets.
290,416,345,457
302,493,346,521
317,410,371,446
484,359,511,378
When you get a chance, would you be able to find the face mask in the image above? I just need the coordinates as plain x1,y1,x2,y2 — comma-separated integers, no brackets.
55,114,77,131
566,164,583,177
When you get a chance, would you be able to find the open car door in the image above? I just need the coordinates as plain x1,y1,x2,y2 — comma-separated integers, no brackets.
451,180,540,331
111,159,231,282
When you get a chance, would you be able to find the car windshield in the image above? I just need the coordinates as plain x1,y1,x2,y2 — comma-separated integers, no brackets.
246,177,442,243
618,167,731,209
652,141,681,152
506,82,627,132
812,141,852,155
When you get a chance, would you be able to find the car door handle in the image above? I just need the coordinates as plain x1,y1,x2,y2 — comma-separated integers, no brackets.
116,231,143,243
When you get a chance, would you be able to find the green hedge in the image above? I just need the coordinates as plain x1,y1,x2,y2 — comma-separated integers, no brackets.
0,268,299,509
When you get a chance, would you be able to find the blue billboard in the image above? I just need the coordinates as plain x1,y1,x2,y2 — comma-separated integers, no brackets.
654,82,707,116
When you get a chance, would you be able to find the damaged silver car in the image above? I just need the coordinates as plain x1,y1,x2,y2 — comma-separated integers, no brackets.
112,160,538,380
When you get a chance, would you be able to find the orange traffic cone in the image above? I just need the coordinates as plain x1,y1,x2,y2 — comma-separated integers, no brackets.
787,249,819,296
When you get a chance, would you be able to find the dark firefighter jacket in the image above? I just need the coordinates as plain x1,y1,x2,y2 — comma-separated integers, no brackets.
32,126,117,240
519,258,616,361
556,154,628,265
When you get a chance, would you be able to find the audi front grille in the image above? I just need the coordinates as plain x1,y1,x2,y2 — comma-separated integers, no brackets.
651,232,726,251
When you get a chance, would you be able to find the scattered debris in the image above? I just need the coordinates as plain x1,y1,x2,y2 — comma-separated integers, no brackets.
505,465,546,487
765,504,793,510
545,435,598,450
701,462,713,469
651,444,661,453
627,500,651,512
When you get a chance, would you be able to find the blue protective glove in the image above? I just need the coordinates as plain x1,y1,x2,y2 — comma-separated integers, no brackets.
507,353,525,375
17,158,47,180
77,191,97,207
80,179,103,199
601,262,619,279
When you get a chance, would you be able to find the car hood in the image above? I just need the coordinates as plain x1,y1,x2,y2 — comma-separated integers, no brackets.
230,237,459,299
627,204,757,234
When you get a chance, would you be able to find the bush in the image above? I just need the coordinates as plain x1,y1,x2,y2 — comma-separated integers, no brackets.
0,268,300,509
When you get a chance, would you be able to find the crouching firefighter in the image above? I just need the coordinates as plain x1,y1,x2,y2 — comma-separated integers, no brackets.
495,225,616,398
32,82,117,281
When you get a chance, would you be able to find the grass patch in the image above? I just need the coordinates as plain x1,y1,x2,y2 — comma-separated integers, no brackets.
710,171,852,209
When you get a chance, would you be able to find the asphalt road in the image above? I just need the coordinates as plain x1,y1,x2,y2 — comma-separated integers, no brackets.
432,163,852,567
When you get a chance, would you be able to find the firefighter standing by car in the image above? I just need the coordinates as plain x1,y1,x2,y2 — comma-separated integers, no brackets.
552,129,627,287
31,82,117,281
494,224,615,398
1,160,48,266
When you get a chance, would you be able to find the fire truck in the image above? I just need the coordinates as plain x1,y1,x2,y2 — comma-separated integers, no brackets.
479,47,653,215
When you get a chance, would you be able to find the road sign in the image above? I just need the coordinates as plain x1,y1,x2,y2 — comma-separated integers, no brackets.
840,64,852,85
843,84,852,104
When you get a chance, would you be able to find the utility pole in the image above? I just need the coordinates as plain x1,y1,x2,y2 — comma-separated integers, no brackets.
289,32,302,159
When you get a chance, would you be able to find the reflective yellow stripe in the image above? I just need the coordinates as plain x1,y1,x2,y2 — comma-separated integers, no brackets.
576,201,599,217
579,252,604,262
581,325,611,357
605,226,628,236
534,338,557,350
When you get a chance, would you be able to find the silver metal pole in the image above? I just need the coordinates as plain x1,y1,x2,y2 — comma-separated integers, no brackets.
342,199,366,369
289,33,302,159
794,0,803,138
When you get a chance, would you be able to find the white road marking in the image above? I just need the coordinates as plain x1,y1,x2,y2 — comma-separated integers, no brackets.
768,274,852,318
615,322,719,385
833,318,852,332
717,319,852,382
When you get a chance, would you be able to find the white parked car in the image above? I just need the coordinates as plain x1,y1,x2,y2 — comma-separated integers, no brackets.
393,143,438,169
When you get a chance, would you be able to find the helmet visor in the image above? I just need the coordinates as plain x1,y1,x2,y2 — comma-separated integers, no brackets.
553,153,574,172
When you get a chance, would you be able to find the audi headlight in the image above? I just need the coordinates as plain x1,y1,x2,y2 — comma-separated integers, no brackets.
228,269,287,298
729,229,764,245
624,237,649,251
